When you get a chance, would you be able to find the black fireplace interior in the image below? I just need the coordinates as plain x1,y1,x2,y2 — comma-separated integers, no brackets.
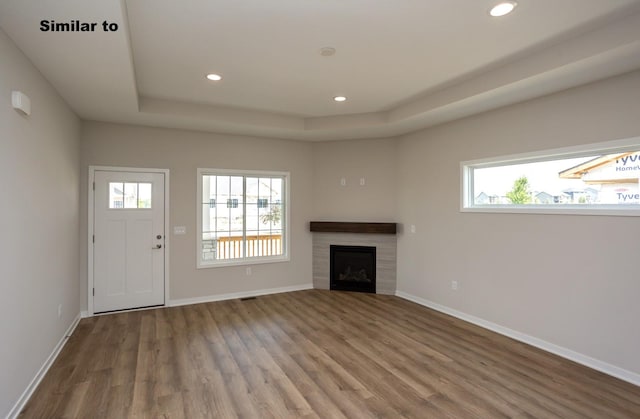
330,245,376,293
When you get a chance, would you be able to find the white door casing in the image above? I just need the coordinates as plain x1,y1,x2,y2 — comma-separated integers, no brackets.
92,170,166,313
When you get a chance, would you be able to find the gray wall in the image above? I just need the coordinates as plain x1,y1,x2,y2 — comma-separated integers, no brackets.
396,70,640,375
311,137,397,221
80,122,314,309
0,29,80,417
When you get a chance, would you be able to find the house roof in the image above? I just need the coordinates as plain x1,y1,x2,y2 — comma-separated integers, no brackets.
559,153,634,179
1,0,640,141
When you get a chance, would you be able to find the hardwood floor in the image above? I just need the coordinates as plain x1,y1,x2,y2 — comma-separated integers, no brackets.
20,290,640,418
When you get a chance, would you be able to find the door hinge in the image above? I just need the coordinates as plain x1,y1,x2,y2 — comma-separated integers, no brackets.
92,182,95,191
92,288,95,296
92,235,95,243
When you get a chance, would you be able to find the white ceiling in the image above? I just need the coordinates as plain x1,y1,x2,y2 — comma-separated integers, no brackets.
1,0,640,141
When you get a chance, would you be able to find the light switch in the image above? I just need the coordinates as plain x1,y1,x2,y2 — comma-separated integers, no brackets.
173,226,187,235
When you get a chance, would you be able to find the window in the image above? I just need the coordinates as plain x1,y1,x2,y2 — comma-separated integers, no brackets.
197,169,289,267
461,137,640,216
109,182,152,209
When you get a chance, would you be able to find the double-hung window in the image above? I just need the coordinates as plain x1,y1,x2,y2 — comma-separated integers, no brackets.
197,169,289,267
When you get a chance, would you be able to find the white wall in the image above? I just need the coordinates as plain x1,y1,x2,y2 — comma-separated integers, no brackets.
0,29,80,417
80,122,314,309
397,70,640,376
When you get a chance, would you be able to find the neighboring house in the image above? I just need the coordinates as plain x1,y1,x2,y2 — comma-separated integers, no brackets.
534,191,554,204
475,192,503,204
561,188,593,204
559,152,640,203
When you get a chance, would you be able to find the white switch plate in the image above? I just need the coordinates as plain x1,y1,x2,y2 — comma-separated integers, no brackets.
340,178,346,186
360,177,365,186
173,226,186,235
246,267,252,276
410,225,416,233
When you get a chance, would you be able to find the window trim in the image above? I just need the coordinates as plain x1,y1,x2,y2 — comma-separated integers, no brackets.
460,136,640,216
196,168,291,268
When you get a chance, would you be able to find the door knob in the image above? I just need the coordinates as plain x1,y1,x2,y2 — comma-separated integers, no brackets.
156,234,162,239
152,244,162,249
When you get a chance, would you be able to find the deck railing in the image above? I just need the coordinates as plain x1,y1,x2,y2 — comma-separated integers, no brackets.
204,234,282,260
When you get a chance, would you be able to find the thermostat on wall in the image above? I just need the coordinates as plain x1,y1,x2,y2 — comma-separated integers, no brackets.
12,91,31,116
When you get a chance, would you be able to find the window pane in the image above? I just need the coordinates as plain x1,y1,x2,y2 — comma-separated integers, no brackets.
109,182,124,208
138,183,152,208
124,183,138,208
246,213,259,232
216,176,230,201
258,177,271,201
216,234,244,260
254,231,283,257
258,204,280,229
230,176,243,202
268,204,283,229
199,170,287,265
246,177,258,204
203,175,216,202
245,231,283,257
472,152,640,206
230,206,244,232
271,178,283,202
202,233,217,261
202,203,216,236
109,182,152,209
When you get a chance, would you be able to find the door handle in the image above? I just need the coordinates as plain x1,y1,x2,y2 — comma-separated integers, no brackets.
153,244,162,249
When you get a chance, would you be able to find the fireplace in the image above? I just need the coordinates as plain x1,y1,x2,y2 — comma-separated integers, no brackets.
311,222,396,294
330,245,376,293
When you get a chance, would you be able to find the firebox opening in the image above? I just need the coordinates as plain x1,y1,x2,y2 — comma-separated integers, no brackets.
330,245,376,293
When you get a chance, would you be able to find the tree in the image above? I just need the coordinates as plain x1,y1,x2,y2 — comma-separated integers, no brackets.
260,205,281,225
506,176,531,204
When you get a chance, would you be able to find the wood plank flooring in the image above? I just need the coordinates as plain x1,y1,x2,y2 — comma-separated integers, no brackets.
19,290,640,418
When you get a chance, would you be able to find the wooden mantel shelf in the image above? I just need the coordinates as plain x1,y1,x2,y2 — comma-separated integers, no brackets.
309,222,397,235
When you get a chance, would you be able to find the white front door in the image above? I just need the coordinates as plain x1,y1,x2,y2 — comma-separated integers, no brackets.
93,170,165,313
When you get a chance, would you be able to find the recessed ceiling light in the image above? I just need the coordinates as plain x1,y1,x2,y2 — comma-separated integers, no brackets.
333,96,347,102
489,1,517,17
206,73,222,81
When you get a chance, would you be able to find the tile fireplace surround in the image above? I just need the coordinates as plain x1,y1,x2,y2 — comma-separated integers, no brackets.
310,222,397,294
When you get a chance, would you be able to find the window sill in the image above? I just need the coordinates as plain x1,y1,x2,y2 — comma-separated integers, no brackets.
461,205,640,217
197,255,290,269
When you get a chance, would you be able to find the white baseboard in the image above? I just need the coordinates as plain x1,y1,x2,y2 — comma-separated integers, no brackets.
168,283,314,307
6,313,82,419
395,291,640,387
80,310,90,318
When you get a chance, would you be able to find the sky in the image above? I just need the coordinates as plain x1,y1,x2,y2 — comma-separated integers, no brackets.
473,155,598,196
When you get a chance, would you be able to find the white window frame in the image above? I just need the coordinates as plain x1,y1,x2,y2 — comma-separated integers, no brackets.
461,136,640,216
197,168,290,268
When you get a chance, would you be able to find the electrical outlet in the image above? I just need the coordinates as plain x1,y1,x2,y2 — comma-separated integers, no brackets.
451,281,458,291
246,267,252,276
410,225,416,234
57,304,62,318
